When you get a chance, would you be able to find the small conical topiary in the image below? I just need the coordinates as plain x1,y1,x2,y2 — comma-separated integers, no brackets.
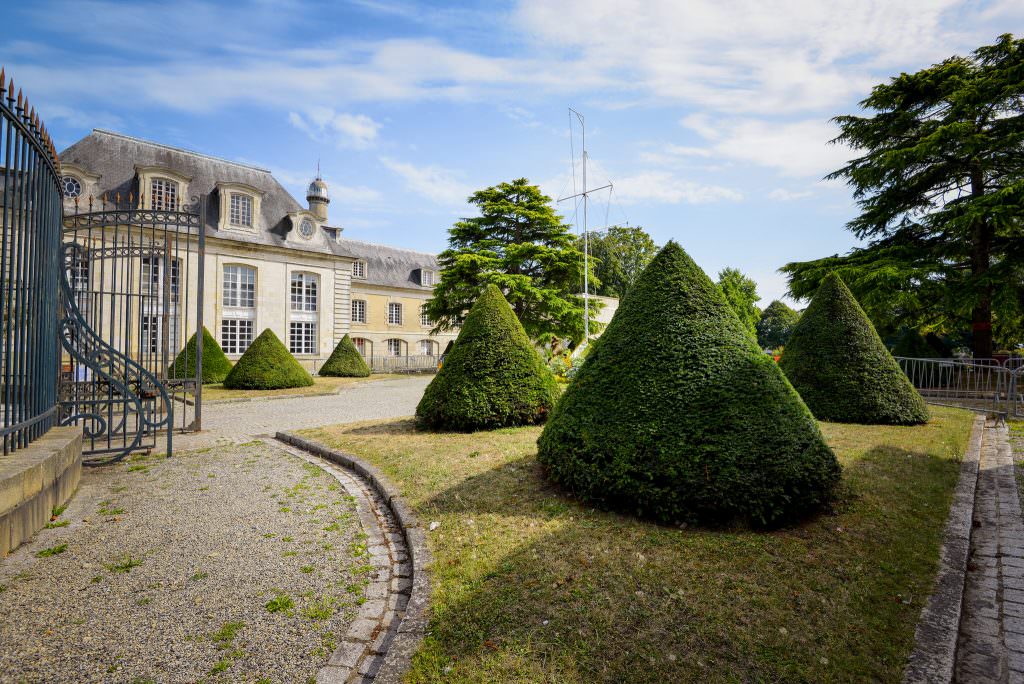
537,241,841,528
416,284,559,431
319,334,371,377
223,328,314,390
780,273,929,425
168,327,233,384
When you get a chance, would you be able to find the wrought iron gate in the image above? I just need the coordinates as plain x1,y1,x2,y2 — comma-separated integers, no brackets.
59,195,206,463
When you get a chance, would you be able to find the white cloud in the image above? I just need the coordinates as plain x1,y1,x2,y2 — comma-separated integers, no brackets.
379,156,473,205
768,188,814,201
288,109,382,149
614,171,742,205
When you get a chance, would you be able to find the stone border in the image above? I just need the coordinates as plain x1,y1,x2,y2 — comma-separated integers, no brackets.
904,413,987,683
275,432,431,684
0,426,83,557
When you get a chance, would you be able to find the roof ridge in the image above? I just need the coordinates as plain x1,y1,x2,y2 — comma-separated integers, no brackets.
337,237,439,258
90,129,272,174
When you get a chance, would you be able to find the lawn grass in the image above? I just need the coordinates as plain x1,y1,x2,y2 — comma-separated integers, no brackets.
201,373,405,401
300,405,974,684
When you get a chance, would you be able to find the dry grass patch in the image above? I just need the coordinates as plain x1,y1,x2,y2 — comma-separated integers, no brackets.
301,406,972,684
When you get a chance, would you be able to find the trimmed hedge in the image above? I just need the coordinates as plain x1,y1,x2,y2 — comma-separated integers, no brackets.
416,284,559,431
168,327,232,384
780,273,929,425
319,334,371,377
536,241,841,528
223,328,314,390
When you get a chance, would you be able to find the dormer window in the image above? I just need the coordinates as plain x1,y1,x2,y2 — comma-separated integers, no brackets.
151,178,179,211
229,193,253,227
421,269,435,286
62,176,82,199
352,260,367,279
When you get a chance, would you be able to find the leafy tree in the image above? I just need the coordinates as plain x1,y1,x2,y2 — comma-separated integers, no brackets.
782,34,1024,358
717,267,761,337
585,225,658,298
756,300,800,349
425,178,596,344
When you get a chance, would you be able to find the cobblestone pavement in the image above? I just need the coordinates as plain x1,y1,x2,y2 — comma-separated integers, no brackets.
178,375,431,449
956,420,1023,683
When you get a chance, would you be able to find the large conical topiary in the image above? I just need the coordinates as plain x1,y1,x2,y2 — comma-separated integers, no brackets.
223,328,314,390
416,284,559,431
780,273,929,425
319,334,371,377
168,327,233,384
537,241,841,528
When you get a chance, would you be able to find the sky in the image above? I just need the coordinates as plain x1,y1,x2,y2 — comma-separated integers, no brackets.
3,0,1021,304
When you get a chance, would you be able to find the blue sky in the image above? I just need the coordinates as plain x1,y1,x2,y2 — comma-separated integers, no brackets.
4,0,1021,303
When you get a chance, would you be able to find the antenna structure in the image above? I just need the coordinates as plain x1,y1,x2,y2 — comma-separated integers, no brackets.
558,108,612,342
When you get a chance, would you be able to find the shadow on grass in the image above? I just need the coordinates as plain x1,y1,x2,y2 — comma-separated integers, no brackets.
407,444,962,684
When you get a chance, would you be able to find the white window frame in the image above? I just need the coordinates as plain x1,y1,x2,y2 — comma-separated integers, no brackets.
420,304,432,327
223,265,256,309
418,340,436,356
386,339,403,357
221,319,254,355
352,260,367,279
388,302,403,326
351,299,367,324
352,337,368,356
289,321,317,356
229,193,253,227
150,177,179,211
222,265,256,355
421,269,435,286
290,272,318,313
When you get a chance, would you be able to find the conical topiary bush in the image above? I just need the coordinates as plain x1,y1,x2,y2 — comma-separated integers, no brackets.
168,327,233,384
537,241,841,528
223,328,314,390
780,273,929,425
416,284,559,431
319,334,371,377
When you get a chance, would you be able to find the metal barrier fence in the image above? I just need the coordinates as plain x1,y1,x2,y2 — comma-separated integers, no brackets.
0,70,64,454
362,354,439,374
896,357,1022,418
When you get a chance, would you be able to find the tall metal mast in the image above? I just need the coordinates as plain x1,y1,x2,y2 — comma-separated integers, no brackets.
558,108,611,342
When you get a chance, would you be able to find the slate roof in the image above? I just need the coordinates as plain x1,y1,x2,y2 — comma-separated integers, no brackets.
58,129,441,287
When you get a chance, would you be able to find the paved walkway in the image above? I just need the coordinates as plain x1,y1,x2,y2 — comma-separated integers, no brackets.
178,375,431,449
956,420,1023,683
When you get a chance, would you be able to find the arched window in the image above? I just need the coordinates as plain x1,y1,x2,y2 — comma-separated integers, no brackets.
385,338,405,357
221,264,256,354
151,177,179,211
418,340,437,356
289,272,318,355
352,337,370,357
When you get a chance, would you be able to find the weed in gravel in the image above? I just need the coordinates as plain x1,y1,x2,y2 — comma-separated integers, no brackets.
282,536,294,542
279,506,291,513
105,555,144,573
91,575,103,583
136,597,152,606
207,473,216,478
190,571,209,581
313,631,338,658
350,541,368,558
51,503,68,517
198,486,209,492
322,543,335,551
127,465,149,473
98,501,125,516
44,520,69,529
0,584,6,592
36,543,68,558
211,621,246,649
300,565,314,574
323,522,341,532
130,678,156,684
265,593,294,614
282,551,298,558
239,440,263,447
262,533,276,539
301,463,324,477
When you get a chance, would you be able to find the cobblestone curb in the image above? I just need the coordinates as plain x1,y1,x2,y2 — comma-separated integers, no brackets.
904,413,986,683
275,432,431,684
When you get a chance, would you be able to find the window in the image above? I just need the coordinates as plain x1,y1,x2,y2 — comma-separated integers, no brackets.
351,299,367,324
289,322,317,355
388,302,402,325
386,339,403,357
420,305,432,327
352,260,366,279
151,178,178,211
290,273,318,312
230,193,253,227
142,314,159,354
421,270,435,286
62,176,81,199
223,265,256,308
352,338,367,356
141,256,180,301
418,340,436,356
221,319,254,355
299,218,315,238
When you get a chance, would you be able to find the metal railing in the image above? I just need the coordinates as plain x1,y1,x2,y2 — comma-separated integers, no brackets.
366,354,439,374
0,69,64,454
896,357,1022,418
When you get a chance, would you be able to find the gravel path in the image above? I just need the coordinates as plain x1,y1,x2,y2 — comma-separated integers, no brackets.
0,440,366,683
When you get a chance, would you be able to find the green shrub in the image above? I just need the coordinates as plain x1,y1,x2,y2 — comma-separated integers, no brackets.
416,284,559,431
168,327,233,384
223,328,314,390
319,334,371,377
780,273,929,425
536,241,841,528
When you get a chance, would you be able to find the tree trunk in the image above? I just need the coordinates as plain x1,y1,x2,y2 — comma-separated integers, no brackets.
970,168,994,359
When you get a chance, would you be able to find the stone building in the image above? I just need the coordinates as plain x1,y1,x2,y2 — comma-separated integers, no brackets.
58,129,456,371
